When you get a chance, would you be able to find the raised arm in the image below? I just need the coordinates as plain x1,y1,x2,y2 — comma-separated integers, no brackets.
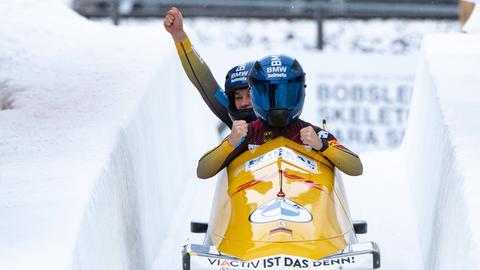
164,7,232,128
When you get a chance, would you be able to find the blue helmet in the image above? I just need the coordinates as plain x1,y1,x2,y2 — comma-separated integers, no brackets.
224,62,257,122
249,55,306,127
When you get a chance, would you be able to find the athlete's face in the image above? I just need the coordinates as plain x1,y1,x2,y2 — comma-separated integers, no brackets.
234,88,252,110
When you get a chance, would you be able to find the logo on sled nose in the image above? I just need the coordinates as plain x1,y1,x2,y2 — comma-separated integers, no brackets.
249,198,312,223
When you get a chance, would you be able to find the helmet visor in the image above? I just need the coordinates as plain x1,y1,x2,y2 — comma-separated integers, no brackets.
251,78,304,110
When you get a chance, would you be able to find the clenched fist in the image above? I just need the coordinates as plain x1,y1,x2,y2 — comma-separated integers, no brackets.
228,120,248,147
300,126,323,150
163,7,187,42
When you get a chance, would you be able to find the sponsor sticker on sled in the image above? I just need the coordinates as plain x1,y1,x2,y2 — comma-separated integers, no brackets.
249,198,312,223
190,253,373,270
246,147,317,172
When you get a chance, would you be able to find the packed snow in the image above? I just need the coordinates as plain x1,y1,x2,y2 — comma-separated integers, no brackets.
1,1,479,270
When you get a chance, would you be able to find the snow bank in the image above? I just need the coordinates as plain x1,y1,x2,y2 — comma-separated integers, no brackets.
402,33,480,270
0,1,218,269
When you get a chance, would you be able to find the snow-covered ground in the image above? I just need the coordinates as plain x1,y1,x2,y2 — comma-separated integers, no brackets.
1,1,479,270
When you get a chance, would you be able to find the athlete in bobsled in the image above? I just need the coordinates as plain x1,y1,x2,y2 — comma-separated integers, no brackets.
184,55,381,270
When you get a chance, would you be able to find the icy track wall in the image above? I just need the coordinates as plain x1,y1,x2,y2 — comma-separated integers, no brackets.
70,54,219,270
402,34,480,270
72,59,176,270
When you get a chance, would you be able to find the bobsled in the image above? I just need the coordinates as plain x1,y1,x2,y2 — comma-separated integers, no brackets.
183,137,380,270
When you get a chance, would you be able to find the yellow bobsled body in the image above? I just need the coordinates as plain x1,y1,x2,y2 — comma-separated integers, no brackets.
183,137,380,270
208,137,356,261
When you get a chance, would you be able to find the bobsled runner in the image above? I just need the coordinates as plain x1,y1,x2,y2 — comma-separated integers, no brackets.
183,137,380,270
